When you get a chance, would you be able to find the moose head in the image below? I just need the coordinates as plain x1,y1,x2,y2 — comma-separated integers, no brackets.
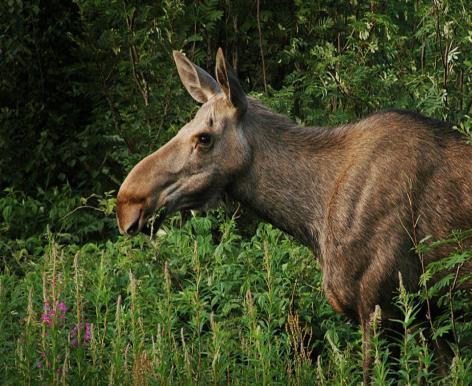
117,49,250,235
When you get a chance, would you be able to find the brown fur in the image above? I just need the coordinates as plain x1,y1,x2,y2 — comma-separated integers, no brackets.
117,49,472,383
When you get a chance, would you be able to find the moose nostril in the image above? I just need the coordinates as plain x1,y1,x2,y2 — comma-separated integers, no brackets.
125,216,140,235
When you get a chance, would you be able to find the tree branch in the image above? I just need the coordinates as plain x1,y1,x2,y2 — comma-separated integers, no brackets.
256,0,267,93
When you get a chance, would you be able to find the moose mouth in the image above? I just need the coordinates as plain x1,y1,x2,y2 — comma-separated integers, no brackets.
148,206,168,232
142,194,218,235
122,186,220,236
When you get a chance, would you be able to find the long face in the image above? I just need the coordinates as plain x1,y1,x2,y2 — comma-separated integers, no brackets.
116,49,249,235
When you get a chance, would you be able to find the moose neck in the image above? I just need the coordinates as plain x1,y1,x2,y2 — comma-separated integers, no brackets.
229,101,348,249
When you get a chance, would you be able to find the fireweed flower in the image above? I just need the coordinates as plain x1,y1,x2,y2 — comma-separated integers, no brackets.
84,322,91,342
36,351,48,369
40,313,53,327
70,322,92,347
57,302,68,319
37,297,71,370
40,301,68,327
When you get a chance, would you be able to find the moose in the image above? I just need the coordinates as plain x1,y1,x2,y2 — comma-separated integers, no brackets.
117,49,472,382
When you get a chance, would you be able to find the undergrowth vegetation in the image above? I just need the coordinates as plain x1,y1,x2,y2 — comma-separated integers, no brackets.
1,201,471,384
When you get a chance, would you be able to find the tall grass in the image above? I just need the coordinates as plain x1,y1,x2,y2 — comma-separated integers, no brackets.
1,208,471,384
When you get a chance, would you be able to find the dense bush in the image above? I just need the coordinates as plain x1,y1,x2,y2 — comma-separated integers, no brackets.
1,0,470,194
1,213,470,384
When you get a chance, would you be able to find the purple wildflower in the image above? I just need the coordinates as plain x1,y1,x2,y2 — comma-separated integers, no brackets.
41,300,68,327
57,302,67,313
41,312,53,327
84,322,91,342
57,302,68,319
70,322,92,347
36,352,48,370
37,299,71,371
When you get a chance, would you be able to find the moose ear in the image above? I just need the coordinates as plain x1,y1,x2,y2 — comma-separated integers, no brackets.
215,48,247,114
173,51,221,104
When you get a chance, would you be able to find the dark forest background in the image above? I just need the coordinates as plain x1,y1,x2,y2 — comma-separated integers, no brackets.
1,0,470,202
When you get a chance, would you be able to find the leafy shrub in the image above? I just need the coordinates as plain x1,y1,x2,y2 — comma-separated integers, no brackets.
0,187,117,270
2,211,470,384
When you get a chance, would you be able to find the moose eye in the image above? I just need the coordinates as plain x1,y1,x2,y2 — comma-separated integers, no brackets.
197,133,212,146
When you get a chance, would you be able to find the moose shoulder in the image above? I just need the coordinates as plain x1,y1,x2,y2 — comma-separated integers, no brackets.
117,48,472,382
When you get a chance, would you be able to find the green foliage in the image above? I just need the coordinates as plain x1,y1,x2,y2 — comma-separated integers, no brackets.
0,214,328,383
417,230,472,348
455,115,472,143
0,187,117,273
1,213,470,384
2,0,470,194
281,0,471,125
0,0,120,192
